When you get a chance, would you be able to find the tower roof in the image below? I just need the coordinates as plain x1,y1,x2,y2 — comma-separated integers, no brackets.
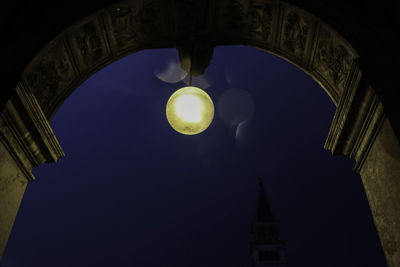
255,177,275,222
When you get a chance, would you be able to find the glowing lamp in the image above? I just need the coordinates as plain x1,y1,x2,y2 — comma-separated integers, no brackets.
166,86,214,135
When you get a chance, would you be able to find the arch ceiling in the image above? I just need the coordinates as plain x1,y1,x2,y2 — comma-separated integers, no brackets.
1,1,400,265
20,0,358,120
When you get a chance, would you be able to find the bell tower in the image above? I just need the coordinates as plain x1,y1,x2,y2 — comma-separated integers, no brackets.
250,177,287,266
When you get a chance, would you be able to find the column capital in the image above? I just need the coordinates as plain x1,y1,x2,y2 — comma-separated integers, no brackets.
325,62,386,173
0,82,64,181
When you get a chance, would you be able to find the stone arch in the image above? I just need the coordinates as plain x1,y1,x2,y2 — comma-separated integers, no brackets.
22,0,358,119
1,0,399,266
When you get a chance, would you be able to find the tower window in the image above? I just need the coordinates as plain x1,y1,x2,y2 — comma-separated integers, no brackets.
259,250,270,261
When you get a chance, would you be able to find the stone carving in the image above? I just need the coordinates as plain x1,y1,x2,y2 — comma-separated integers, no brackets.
217,0,274,42
282,11,310,58
72,21,105,67
24,41,76,114
313,27,352,94
108,1,161,51
110,6,138,48
247,2,273,41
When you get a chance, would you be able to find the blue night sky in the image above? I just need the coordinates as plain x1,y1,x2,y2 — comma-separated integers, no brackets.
2,46,387,266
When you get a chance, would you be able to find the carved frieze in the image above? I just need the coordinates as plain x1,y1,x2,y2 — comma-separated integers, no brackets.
312,27,354,97
281,10,311,59
105,1,163,53
247,1,274,42
109,6,139,49
68,18,109,72
24,39,77,115
217,0,276,45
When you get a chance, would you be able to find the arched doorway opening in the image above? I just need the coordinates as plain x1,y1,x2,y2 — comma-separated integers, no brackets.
0,1,399,266
2,46,387,266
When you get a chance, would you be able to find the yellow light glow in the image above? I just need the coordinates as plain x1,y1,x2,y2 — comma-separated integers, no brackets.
175,94,203,123
166,86,214,135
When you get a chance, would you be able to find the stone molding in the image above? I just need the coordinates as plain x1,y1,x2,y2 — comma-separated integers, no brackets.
0,1,398,265
215,1,358,105
0,83,64,181
16,0,375,172
325,62,386,173
324,62,362,154
20,0,358,119
14,0,382,173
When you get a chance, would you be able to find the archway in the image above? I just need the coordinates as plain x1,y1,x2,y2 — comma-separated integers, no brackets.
0,1,399,266
2,46,387,266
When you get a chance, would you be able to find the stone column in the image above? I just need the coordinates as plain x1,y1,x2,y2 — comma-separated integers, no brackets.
0,83,64,260
325,63,400,266
359,119,400,266
0,142,29,261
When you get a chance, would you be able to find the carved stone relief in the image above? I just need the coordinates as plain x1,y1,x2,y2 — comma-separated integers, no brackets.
106,1,162,53
22,0,356,121
68,19,109,72
281,11,310,59
247,1,274,42
109,5,139,49
313,27,353,96
217,0,275,44
24,40,76,115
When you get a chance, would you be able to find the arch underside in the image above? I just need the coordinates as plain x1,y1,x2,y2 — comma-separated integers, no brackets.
21,0,358,121
4,1,400,266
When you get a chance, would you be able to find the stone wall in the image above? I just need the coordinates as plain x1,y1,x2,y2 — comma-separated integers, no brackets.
0,84,64,259
360,119,400,267
0,141,28,260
